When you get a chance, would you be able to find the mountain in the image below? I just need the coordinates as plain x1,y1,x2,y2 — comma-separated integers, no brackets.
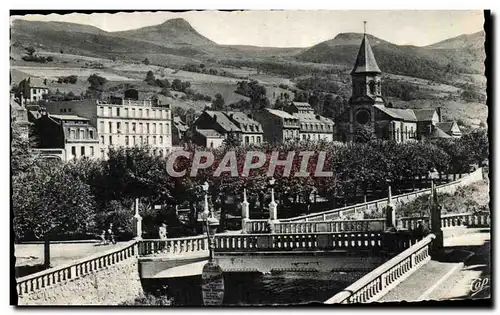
296,32,485,83
425,31,484,50
110,18,215,48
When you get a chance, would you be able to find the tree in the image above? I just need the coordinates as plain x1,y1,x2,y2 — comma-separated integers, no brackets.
13,164,96,266
25,47,35,56
143,58,150,65
212,93,226,110
145,70,156,85
87,74,107,90
354,125,377,143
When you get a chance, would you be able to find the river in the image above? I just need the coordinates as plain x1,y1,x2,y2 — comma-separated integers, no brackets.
141,271,367,306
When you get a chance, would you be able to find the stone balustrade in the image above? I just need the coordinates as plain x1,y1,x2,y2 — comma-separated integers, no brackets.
213,232,388,252
16,240,138,297
244,219,386,234
399,212,490,231
244,220,269,233
138,235,208,256
284,168,484,223
325,234,435,304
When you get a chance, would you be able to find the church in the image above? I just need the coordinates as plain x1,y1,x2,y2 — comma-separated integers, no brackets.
334,25,460,143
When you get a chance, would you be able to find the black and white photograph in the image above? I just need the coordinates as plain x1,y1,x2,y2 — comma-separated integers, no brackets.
9,9,490,307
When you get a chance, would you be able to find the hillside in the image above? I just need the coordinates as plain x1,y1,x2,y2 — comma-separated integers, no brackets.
296,32,485,84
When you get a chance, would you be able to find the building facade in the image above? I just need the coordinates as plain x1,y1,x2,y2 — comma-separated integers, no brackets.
43,90,172,159
253,108,300,143
287,102,334,141
224,111,264,145
34,112,99,161
18,77,49,103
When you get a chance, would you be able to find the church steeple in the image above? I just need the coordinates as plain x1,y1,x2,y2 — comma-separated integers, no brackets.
351,21,381,75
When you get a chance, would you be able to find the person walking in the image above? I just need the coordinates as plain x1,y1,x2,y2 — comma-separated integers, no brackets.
107,224,116,244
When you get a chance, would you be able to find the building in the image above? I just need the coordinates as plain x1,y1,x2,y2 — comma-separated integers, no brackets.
224,111,264,145
33,112,99,161
42,89,172,159
253,108,300,143
286,102,334,141
191,110,242,143
172,116,189,146
435,122,462,138
192,129,225,148
414,108,462,140
18,77,49,103
10,94,31,138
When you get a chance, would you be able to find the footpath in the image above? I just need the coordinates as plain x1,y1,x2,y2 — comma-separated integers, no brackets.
378,228,490,303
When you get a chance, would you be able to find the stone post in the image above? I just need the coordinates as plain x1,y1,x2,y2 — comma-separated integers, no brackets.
133,198,143,240
430,181,444,251
241,188,250,234
385,185,396,230
268,187,279,233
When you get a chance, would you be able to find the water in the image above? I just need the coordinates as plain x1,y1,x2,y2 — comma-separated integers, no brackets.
141,271,367,306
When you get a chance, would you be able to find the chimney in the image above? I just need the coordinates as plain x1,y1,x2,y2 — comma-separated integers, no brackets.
213,114,217,121
436,107,442,122
315,114,320,120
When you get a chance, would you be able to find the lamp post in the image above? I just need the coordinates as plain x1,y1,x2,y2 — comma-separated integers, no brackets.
202,181,210,219
241,187,250,234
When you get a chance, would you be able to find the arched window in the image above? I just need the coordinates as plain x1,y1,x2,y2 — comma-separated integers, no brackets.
369,81,376,95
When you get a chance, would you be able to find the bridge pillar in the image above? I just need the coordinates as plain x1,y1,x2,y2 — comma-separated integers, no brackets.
133,198,143,239
385,185,396,229
430,181,444,251
241,189,250,234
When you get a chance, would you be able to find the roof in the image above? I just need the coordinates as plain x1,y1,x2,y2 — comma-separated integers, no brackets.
374,105,417,122
351,34,382,74
413,109,437,122
295,113,334,125
265,108,298,120
204,111,241,132
196,129,224,138
430,126,453,139
50,114,90,121
223,111,263,133
28,77,47,88
435,122,457,134
291,102,313,109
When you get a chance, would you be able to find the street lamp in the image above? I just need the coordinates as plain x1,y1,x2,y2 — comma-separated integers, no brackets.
205,216,219,261
269,177,276,204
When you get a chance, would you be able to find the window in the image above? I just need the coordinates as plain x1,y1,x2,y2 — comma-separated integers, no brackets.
116,108,120,117
79,129,84,139
153,136,157,145
245,136,249,144
101,150,105,159
71,146,76,156
257,136,261,143
68,108,72,113
152,109,156,118
146,109,149,118
125,136,129,146
108,107,113,116
125,122,129,133
146,123,150,133
117,122,121,133
99,121,104,132
165,123,170,134
70,129,76,139
139,136,143,144
90,146,94,156
139,109,143,118
108,122,113,133
109,136,113,145
152,123,156,134
369,81,376,95
132,123,136,133
139,123,143,134
124,108,128,117
159,123,163,134
100,136,105,144
146,136,149,145
81,146,85,156
60,109,63,113
160,136,163,144
132,136,136,146
89,130,94,139
251,136,255,143
132,108,136,118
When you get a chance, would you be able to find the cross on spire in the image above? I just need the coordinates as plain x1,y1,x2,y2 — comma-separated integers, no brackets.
363,21,367,34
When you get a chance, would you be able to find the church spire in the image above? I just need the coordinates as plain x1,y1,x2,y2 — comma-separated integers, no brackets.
351,21,381,75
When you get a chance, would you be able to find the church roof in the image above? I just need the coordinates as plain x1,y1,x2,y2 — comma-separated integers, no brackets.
351,34,382,74
413,109,437,121
374,105,417,122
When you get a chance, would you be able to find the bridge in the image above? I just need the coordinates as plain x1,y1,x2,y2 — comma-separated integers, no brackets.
15,167,489,305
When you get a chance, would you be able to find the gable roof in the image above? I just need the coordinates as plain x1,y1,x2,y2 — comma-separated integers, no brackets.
50,114,90,122
351,34,382,74
204,110,241,132
265,108,298,120
28,77,47,88
413,109,437,121
196,129,224,138
223,111,263,133
374,105,417,122
430,126,453,139
435,122,458,134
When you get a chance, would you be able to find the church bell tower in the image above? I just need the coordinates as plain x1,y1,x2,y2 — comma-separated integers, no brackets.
348,22,385,140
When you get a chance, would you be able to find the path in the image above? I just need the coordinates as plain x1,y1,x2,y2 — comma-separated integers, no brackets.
378,229,490,303
15,242,128,267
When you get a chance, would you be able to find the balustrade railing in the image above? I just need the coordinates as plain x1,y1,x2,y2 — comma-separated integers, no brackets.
267,219,386,234
16,240,138,297
284,168,483,223
214,232,387,252
138,235,208,257
244,220,269,233
325,234,435,304
399,212,490,231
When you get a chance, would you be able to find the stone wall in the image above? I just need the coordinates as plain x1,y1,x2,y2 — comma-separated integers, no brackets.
17,258,143,305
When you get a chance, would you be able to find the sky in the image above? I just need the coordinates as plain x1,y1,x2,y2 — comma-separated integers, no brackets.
10,10,484,48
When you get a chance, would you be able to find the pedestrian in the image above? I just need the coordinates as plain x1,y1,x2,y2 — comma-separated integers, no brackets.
159,223,168,240
99,230,107,245
107,223,116,244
